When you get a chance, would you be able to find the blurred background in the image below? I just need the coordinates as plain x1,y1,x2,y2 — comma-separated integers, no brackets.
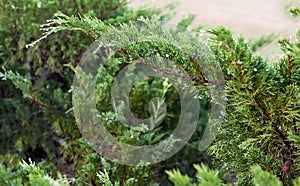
130,0,300,58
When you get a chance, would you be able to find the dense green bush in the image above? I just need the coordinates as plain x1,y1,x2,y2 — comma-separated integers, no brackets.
208,28,300,185
0,0,158,156
0,0,174,185
27,11,299,185
1,1,299,186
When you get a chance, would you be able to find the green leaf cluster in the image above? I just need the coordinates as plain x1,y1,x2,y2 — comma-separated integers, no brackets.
1,1,300,185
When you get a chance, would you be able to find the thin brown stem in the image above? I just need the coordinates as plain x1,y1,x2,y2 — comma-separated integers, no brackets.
72,28,98,39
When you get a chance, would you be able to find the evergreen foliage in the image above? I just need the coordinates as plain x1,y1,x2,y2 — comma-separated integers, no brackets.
1,1,300,185
0,1,172,185
32,11,300,185
0,158,68,186
209,28,300,185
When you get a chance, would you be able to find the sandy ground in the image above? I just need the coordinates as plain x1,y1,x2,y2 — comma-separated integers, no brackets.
129,0,300,58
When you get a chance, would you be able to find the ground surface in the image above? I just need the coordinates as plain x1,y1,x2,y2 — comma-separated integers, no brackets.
129,0,300,59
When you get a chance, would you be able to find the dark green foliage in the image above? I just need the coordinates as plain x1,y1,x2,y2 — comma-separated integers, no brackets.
7,11,300,186
0,0,169,185
1,1,300,185
208,28,300,185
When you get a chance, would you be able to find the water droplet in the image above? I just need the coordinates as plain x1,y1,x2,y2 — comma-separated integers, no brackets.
237,60,243,65
199,29,206,33
198,95,204,99
37,2,42,8
163,80,169,87
220,111,225,116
